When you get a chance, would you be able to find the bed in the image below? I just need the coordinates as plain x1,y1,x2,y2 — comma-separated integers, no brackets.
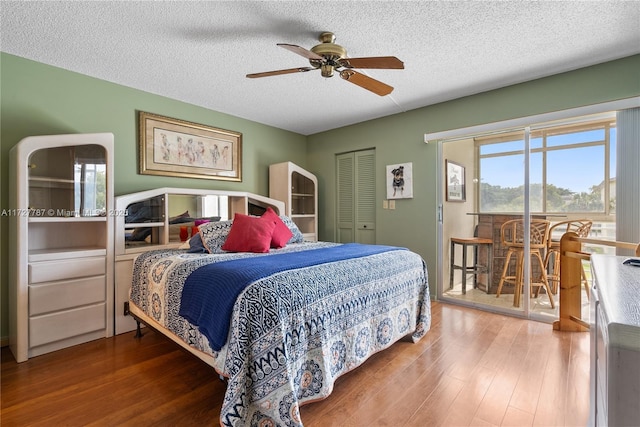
124,194,431,427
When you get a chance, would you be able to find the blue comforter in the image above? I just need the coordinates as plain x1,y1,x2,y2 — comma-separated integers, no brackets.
179,243,404,351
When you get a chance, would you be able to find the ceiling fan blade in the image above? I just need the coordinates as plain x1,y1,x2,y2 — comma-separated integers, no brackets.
246,67,316,78
340,70,394,96
339,56,404,69
277,43,324,61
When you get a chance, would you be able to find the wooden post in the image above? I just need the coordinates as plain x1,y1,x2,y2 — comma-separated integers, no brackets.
552,234,639,331
553,232,589,332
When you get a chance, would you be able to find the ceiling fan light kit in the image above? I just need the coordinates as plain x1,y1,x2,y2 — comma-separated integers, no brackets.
247,32,403,96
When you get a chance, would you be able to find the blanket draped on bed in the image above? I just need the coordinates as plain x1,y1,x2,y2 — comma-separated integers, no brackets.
179,243,404,351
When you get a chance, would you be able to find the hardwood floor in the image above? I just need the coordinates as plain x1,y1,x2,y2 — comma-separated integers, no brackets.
1,302,590,426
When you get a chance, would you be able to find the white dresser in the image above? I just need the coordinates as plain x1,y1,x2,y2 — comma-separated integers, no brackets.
590,254,640,426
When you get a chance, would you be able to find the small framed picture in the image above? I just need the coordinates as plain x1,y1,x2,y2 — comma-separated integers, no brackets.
446,160,465,202
386,162,413,199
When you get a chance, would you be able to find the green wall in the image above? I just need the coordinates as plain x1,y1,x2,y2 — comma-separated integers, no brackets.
1,52,639,342
0,53,307,340
307,55,640,297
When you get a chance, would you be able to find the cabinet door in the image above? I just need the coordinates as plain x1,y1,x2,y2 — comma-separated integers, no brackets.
28,147,74,212
29,144,107,216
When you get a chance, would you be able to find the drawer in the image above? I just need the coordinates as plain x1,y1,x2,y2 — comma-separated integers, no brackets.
29,303,106,348
29,257,105,284
29,276,105,316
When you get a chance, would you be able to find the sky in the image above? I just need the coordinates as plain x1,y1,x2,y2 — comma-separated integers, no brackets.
479,128,616,194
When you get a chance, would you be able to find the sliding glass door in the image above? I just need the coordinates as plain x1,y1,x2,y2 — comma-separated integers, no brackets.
440,113,616,321
442,129,529,316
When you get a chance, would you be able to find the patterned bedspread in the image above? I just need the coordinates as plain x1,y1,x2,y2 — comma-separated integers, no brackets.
130,241,431,426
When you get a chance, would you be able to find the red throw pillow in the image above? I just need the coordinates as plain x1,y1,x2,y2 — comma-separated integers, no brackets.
262,207,293,248
221,213,277,253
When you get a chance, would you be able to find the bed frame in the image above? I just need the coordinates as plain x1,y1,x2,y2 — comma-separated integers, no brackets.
115,187,431,427
127,298,220,369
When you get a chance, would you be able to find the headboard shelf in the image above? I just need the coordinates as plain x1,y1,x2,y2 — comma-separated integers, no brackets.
113,187,285,334
114,187,285,256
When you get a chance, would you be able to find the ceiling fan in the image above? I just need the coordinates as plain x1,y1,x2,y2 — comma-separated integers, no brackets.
246,32,404,96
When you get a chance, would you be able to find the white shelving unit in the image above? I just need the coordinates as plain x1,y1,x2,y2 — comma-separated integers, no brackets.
269,162,318,241
9,133,114,362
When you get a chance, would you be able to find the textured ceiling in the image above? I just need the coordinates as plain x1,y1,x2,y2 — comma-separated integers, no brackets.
2,1,639,135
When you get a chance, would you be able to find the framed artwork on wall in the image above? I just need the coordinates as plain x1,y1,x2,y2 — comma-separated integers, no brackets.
386,162,413,199
138,111,242,181
446,160,465,202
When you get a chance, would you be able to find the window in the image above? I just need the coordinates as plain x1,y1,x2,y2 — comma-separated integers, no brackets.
477,118,616,215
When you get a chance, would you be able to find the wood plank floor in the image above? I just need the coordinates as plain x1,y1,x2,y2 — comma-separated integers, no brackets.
1,302,590,426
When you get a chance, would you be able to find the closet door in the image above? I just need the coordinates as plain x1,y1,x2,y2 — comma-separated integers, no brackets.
355,150,376,243
336,153,354,243
336,149,375,244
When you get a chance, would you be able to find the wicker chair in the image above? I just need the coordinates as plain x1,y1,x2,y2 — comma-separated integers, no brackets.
544,219,593,297
495,219,554,308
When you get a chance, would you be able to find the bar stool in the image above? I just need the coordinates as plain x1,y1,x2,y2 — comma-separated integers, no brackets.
449,235,493,294
495,218,554,308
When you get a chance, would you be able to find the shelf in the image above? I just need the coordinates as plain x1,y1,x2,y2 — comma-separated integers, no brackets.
124,222,165,229
123,241,183,255
29,215,107,223
29,176,75,184
123,244,165,254
28,247,107,262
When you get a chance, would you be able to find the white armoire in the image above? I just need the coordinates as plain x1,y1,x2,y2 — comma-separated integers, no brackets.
9,133,114,362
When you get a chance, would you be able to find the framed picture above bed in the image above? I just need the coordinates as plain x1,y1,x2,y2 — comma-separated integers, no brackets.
138,111,242,181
